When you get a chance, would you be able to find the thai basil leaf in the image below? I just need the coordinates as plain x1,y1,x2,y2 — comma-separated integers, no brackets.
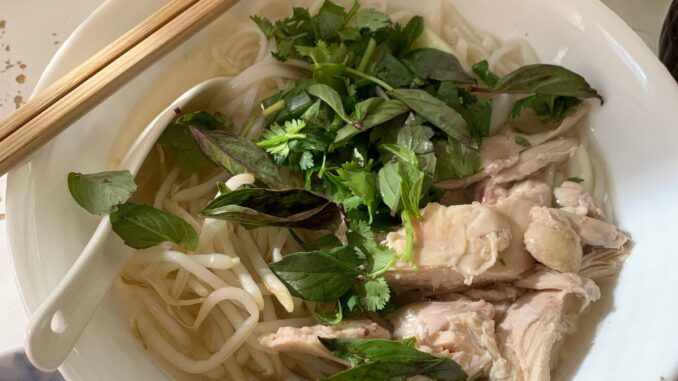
510,93,582,122
472,59,499,87
200,188,343,233
389,89,474,148
402,48,475,83
319,338,467,381
110,203,198,251
269,246,359,302
314,301,343,324
308,83,355,125
190,127,290,190
158,111,231,171
373,53,414,88
334,99,409,143
493,64,603,101
67,170,136,215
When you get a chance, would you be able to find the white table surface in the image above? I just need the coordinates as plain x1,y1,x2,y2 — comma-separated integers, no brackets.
0,0,672,355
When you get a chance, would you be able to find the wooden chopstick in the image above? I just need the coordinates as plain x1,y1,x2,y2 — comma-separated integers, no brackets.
0,0,199,142
0,0,237,175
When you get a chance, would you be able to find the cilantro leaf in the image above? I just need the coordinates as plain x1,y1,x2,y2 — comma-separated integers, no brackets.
299,151,315,170
388,15,424,57
359,277,391,311
313,0,349,40
256,119,307,162
347,220,395,277
355,8,391,32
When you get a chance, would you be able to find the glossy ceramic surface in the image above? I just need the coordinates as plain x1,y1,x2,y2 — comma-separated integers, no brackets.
6,0,678,380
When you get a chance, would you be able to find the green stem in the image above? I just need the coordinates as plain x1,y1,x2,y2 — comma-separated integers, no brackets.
401,211,417,268
262,99,285,117
344,67,394,91
256,133,307,148
344,0,360,24
357,38,376,73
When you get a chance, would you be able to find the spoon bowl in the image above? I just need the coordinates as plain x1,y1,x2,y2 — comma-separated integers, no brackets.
25,77,231,371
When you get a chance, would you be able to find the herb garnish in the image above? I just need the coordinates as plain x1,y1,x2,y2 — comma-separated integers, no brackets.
319,338,468,380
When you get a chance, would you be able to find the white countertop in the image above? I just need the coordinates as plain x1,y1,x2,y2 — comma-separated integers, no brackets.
0,0,672,355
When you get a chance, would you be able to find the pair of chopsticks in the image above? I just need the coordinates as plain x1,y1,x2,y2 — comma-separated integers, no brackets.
0,0,237,176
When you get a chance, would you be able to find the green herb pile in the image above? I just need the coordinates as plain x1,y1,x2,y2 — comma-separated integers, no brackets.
66,2,602,380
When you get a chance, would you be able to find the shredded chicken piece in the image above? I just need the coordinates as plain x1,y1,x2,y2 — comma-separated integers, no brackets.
437,104,589,189
579,246,630,281
554,180,606,220
390,300,507,379
386,180,551,293
497,270,600,381
386,203,512,286
490,138,578,185
258,320,390,362
524,206,583,273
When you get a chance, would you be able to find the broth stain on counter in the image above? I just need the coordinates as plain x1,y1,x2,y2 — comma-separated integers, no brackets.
0,19,29,112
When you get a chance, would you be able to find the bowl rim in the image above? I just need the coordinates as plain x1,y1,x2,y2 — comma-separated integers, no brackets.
6,0,678,380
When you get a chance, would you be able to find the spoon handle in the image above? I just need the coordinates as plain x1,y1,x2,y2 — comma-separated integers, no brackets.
25,216,132,371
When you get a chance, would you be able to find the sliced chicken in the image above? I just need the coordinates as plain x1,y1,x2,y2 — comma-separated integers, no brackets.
438,104,588,189
561,209,628,249
386,181,550,292
579,247,630,281
386,202,512,287
554,180,606,220
497,271,600,381
258,320,390,362
481,180,552,280
390,300,507,379
490,138,578,185
524,206,583,273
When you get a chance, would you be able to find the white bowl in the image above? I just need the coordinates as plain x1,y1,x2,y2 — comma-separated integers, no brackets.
6,0,678,380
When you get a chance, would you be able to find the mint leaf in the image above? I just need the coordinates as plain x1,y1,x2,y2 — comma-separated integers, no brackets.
269,246,359,302
110,203,198,251
67,170,136,215
434,138,481,181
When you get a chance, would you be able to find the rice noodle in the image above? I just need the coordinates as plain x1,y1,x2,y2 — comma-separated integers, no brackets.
118,1,611,379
